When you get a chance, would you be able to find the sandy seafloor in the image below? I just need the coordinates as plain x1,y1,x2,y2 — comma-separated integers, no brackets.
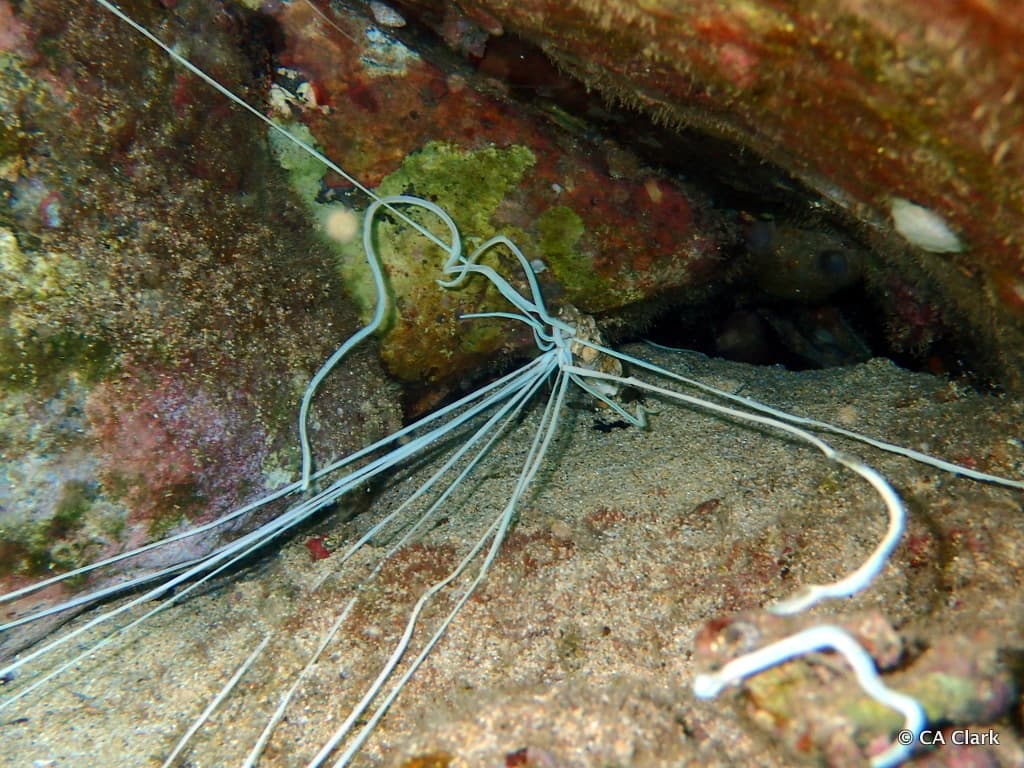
3,346,1023,767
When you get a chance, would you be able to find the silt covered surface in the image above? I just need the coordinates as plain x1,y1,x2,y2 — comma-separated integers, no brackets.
1,349,1022,766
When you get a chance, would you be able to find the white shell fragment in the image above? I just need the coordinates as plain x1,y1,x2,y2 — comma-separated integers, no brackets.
322,205,360,244
889,197,965,253
369,1,406,28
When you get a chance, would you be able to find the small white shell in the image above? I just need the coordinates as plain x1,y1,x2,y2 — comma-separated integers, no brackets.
369,1,406,28
889,197,964,253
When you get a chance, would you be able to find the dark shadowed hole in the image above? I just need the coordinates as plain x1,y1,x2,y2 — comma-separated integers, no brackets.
377,9,994,390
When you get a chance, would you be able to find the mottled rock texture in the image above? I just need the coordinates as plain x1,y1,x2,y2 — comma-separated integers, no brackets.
398,0,1024,390
0,0,400,624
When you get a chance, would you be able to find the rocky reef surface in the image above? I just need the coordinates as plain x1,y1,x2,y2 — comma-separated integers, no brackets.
0,0,401,630
396,0,1024,389
1,1,1022,765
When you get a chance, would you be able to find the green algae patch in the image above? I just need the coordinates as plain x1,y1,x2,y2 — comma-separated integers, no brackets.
268,120,326,204
0,478,106,578
335,142,538,383
538,205,585,260
0,228,112,388
536,205,610,308
0,54,38,165
375,142,535,235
